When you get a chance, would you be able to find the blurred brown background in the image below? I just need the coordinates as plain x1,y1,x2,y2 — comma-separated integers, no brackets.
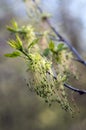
0,0,86,130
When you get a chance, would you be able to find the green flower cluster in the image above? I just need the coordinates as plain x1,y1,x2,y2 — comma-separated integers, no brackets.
5,21,76,114
53,49,77,80
27,53,73,113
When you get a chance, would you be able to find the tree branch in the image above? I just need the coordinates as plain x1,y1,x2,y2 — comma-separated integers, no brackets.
32,0,86,94
32,0,86,66
47,71,86,95
64,83,86,95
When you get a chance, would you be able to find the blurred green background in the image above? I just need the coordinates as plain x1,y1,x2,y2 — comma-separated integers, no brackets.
0,0,86,130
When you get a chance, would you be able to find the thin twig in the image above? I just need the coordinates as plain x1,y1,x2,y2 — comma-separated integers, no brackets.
46,20,86,66
47,71,86,95
64,83,86,95
32,0,86,66
32,0,86,94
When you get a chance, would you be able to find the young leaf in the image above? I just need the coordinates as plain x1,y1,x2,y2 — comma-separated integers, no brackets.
11,20,18,29
43,48,50,56
28,38,39,49
57,43,67,52
8,40,17,49
49,40,55,51
8,35,23,50
16,35,22,47
7,20,18,32
4,51,21,58
7,26,15,32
